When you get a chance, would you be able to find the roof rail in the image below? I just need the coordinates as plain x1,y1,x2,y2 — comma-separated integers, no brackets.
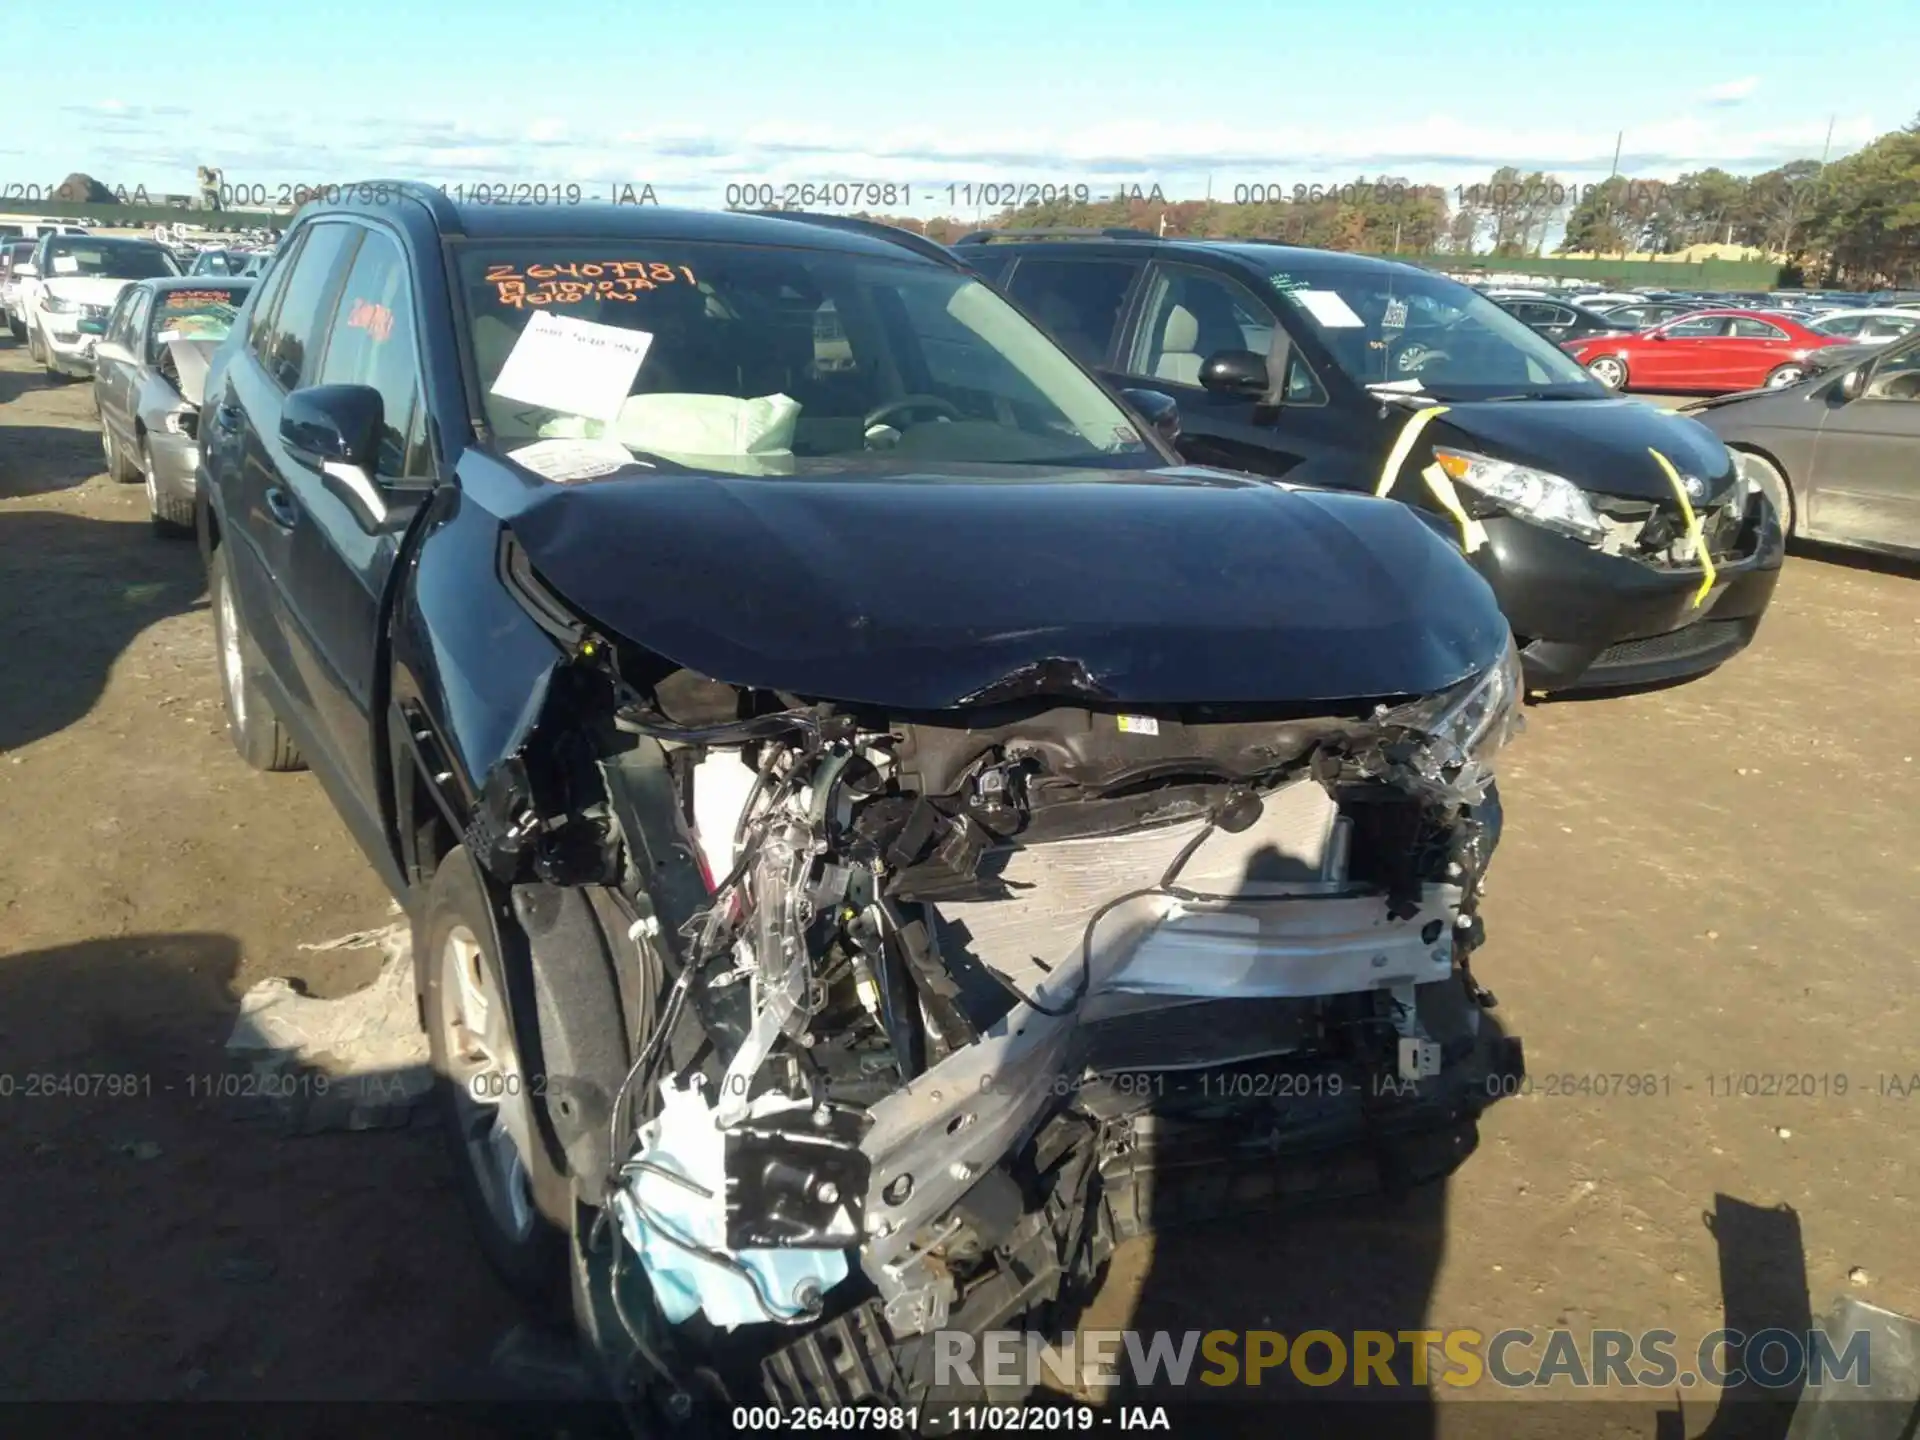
953,227,1158,244
750,210,967,269
307,179,461,232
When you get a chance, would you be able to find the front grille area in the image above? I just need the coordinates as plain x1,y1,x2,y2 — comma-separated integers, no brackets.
1593,492,1746,567
1592,617,1748,670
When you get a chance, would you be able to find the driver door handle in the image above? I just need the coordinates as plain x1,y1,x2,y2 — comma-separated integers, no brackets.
263,486,299,529
212,402,243,434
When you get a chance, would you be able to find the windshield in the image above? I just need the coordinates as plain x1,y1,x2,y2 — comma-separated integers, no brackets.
43,237,180,281
148,285,249,355
1271,265,1605,399
456,240,1159,474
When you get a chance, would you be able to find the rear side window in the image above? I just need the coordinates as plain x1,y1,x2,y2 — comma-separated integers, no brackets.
246,230,305,362
314,229,430,480
1728,317,1786,340
263,223,358,390
1004,258,1140,365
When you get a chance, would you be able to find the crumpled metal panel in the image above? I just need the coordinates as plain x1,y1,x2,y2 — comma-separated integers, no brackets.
930,777,1344,1000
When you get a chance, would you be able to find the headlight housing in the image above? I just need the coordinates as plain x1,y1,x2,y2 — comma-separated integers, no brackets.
1434,447,1606,544
41,294,77,314
1371,633,1525,805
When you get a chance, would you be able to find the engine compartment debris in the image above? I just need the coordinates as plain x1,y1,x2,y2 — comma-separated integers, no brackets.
455,607,1528,1402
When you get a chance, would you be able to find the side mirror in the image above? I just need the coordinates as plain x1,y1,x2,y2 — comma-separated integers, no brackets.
1119,388,1181,444
281,384,396,530
1836,366,1868,402
1198,348,1270,398
1650,331,1669,341
281,384,382,470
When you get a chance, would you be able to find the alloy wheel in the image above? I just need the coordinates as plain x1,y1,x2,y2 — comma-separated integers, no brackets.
217,572,249,735
437,925,538,1245
1587,356,1626,390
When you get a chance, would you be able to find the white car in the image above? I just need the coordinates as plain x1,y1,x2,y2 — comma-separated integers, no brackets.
1564,291,1645,312
19,233,180,379
1807,308,1920,344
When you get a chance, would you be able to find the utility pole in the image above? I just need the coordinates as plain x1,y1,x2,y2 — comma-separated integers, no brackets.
1609,130,1623,178
1781,114,1835,261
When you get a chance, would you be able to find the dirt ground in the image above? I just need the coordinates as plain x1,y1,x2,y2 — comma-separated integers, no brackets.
2,341,1916,1429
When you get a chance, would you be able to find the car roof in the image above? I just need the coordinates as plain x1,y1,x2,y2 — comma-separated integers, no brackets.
956,232,1438,281
304,185,961,269
140,276,256,293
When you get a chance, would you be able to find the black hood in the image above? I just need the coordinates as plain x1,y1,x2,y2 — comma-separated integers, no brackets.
1428,397,1736,502
500,462,1509,712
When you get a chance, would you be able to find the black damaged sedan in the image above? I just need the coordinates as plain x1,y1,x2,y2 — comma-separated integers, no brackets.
196,187,1525,1420
957,235,1787,693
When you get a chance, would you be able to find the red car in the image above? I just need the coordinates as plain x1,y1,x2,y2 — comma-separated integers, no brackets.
1563,309,1843,394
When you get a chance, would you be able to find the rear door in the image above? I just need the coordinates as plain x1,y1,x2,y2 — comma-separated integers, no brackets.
218,220,360,722
95,287,145,446
1000,254,1145,367
275,222,438,829
1647,313,1731,387
1722,316,1790,388
1110,261,1338,478
1805,341,1920,552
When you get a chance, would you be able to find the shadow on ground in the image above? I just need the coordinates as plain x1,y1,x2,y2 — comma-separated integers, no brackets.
0,510,205,751
0,930,523,1404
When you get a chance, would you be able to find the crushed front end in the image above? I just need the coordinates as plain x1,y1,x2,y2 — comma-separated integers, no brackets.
473,607,1528,1423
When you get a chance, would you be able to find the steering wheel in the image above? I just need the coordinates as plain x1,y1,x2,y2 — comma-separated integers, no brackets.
864,395,964,431
1394,341,1450,376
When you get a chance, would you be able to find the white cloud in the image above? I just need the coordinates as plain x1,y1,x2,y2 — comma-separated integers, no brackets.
46,105,1879,216
1702,77,1760,105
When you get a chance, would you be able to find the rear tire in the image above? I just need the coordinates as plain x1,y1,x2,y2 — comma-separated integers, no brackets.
208,546,305,772
1586,355,1628,390
420,845,574,1312
6,315,22,341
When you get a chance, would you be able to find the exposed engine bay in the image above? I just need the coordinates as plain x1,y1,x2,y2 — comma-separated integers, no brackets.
457,586,1527,1414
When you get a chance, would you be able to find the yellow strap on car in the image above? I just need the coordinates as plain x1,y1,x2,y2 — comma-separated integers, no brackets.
1648,447,1717,608
1375,405,1450,497
1421,463,1487,553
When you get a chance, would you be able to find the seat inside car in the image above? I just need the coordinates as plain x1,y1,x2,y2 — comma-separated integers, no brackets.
1152,305,1204,384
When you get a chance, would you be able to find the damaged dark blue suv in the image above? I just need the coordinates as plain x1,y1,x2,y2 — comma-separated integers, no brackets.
196,185,1524,1421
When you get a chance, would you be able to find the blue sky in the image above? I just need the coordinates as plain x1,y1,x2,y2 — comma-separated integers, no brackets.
3,0,1916,218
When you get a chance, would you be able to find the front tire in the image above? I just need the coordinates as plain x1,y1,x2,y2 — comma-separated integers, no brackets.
1735,449,1796,537
1764,363,1805,389
141,436,195,538
208,546,305,771
1586,355,1628,390
420,846,574,1310
102,423,140,484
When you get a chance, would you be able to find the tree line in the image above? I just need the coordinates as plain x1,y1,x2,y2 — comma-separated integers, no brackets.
868,114,1920,287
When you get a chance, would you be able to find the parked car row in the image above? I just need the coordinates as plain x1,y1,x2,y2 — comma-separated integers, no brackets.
1479,282,1920,397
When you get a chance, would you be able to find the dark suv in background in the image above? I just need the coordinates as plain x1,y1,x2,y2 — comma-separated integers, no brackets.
958,230,1785,694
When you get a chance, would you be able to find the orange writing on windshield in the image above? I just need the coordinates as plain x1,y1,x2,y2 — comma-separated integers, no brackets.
483,260,697,309
165,290,238,307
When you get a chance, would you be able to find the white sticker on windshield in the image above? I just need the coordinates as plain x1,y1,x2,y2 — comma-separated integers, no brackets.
490,311,654,424
507,437,641,483
52,256,80,274
1382,297,1408,330
1293,289,1365,328
1116,715,1160,736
